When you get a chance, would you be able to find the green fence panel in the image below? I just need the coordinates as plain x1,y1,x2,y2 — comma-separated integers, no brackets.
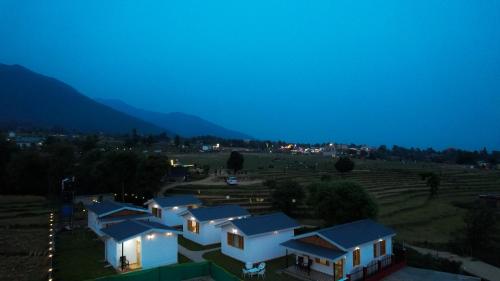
209,263,241,281
88,262,239,281
159,261,210,281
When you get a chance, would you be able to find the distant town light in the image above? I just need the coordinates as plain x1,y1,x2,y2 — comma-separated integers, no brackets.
172,206,178,210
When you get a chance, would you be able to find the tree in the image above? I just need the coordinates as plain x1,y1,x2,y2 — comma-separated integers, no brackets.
100,151,139,201
335,157,355,173
227,151,244,173
174,135,181,147
308,181,378,226
6,151,49,195
271,180,305,215
420,172,440,197
136,155,169,196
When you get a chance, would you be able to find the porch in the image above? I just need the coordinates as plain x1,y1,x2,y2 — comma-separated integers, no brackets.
282,266,347,281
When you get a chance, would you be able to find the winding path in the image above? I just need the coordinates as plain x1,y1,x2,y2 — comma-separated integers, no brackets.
408,245,500,281
158,175,263,196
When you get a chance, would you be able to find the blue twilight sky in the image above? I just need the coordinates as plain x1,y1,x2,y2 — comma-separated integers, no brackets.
1,1,499,150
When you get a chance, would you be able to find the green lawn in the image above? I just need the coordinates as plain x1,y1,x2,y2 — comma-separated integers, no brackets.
178,235,221,251
178,253,192,263
54,229,116,281
203,250,302,281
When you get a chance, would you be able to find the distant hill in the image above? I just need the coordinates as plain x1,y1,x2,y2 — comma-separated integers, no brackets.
97,98,252,139
0,64,167,135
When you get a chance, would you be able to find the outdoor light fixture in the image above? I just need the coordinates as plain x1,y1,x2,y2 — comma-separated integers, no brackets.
228,217,234,221
48,268,52,272
209,220,214,224
166,232,173,236
147,234,155,240
232,228,238,234
154,204,159,208
48,254,53,258
173,206,178,210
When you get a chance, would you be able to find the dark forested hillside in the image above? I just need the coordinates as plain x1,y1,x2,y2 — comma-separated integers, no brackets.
0,64,167,134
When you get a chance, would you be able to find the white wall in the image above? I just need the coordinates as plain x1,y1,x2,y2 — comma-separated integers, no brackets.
123,237,139,265
147,203,189,226
105,239,119,268
182,218,227,245
141,232,178,269
106,232,178,270
221,226,295,263
344,236,393,274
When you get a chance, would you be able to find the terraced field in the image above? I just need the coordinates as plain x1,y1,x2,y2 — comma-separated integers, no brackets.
166,153,500,245
0,196,52,281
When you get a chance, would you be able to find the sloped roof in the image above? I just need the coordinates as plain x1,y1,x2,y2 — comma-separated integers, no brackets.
231,212,300,236
101,220,179,242
86,201,147,216
188,205,250,222
99,213,153,223
149,195,201,208
318,219,395,249
281,239,346,261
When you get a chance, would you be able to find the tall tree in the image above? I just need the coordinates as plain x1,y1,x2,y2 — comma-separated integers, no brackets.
271,180,305,215
335,157,355,174
308,181,378,226
227,151,244,173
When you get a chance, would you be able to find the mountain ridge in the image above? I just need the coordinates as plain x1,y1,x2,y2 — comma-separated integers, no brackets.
0,63,168,135
96,98,252,140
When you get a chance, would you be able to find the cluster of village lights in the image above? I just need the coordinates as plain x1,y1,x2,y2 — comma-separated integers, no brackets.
48,212,55,281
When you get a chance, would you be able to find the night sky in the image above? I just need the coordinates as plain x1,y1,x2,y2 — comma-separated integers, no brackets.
1,0,499,150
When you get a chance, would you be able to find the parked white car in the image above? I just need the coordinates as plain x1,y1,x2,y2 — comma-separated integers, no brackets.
226,176,238,185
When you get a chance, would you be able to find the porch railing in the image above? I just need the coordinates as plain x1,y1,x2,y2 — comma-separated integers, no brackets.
346,250,406,281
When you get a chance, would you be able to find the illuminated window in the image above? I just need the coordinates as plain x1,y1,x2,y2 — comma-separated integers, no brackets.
373,240,386,257
152,207,162,218
314,257,330,266
187,219,199,234
353,248,360,267
227,232,244,249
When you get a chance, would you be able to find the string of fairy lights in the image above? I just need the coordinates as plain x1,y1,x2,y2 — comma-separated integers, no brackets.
48,211,54,281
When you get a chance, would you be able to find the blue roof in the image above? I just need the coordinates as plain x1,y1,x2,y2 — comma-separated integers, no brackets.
151,195,201,208
231,212,300,236
100,213,153,222
101,220,178,242
318,219,395,249
188,205,250,222
86,201,147,216
281,239,346,261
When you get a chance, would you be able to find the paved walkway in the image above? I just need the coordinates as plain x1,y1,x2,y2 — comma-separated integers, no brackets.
408,245,500,281
382,266,480,281
178,245,220,263
158,174,263,196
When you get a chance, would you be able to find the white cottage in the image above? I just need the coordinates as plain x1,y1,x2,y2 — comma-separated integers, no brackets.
219,212,300,263
281,219,396,281
101,220,181,271
87,201,153,236
144,195,202,227
180,205,250,246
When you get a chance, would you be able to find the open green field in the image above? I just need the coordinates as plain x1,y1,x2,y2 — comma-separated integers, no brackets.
168,153,500,247
0,196,51,281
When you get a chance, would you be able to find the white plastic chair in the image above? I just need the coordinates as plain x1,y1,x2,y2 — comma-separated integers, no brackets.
258,268,266,279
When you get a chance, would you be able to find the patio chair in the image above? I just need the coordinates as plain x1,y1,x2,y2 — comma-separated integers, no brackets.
119,256,129,271
257,268,266,279
258,262,266,270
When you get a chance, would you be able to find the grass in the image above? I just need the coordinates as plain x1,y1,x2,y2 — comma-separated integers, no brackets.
178,253,192,263
203,250,302,281
178,235,221,251
54,229,116,281
0,195,50,281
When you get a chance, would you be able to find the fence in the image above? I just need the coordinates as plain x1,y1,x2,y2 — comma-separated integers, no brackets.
88,261,240,281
